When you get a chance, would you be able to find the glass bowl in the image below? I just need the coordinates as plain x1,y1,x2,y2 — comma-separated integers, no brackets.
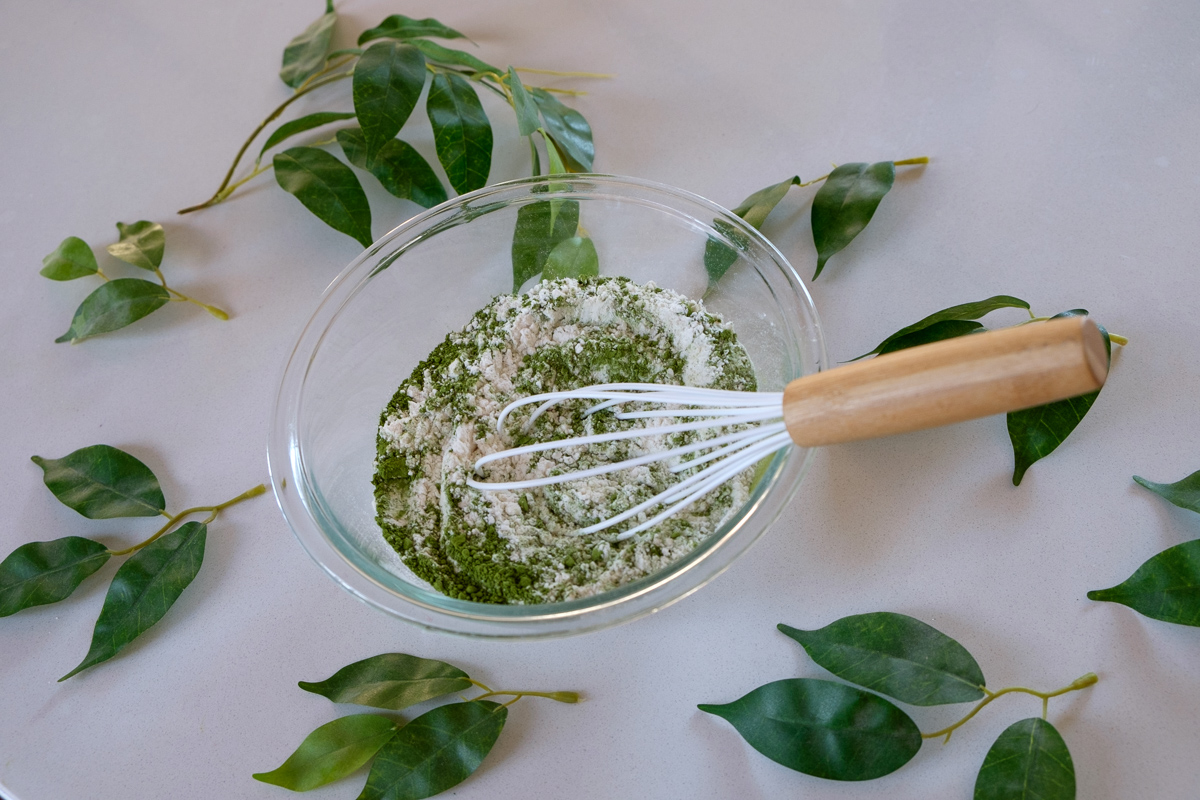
268,174,826,638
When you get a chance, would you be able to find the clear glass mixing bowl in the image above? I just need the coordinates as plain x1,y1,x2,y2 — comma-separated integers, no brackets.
268,174,826,637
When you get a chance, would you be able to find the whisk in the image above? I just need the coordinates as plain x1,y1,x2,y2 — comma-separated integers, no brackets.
467,316,1108,540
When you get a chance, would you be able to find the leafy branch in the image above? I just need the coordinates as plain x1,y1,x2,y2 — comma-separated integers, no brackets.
701,612,1096,797
255,653,578,797
0,445,265,679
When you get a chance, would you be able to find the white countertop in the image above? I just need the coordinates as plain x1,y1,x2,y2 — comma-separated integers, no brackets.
2,1,1198,798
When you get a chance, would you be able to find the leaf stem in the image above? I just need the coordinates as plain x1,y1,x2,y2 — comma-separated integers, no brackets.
154,269,230,320
513,67,614,78
471,689,580,705
921,673,1097,743
106,483,267,556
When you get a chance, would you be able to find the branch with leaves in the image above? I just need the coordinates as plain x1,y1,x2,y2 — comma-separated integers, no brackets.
0,445,264,679
254,653,578,798
700,612,1096,797
179,7,602,249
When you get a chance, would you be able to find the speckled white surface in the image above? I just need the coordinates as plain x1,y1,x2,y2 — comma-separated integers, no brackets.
1,1,1198,798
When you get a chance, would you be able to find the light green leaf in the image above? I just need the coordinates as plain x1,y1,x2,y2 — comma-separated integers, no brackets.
31,444,164,519
731,176,802,230
41,236,98,280
106,221,164,271
507,68,539,137
530,88,594,172
779,612,986,706
353,42,427,162
543,236,598,280
299,652,472,710
1088,539,1200,627
61,521,206,680
699,678,921,781
974,717,1075,800
274,147,373,247
338,128,447,208
1133,470,1200,514
54,279,170,343
259,111,356,158
511,198,580,291
253,714,397,791
811,161,895,279
0,538,110,617
359,701,507,799
426,71,493,194
358,15,468,46
280,5,338,89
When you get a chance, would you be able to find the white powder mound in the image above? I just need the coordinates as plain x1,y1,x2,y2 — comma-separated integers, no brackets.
374,277,758,604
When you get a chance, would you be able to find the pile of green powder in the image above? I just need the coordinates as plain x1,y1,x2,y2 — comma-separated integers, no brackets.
373,276,757,604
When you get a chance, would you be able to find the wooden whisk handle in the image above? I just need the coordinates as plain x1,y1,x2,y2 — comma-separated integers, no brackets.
782,316,1109,448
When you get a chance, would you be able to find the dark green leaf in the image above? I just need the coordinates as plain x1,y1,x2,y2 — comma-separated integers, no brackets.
853,296,1030,359
338,129,447,209
1088,539,1200,626
254,714,398,791
531,89,594,172
974,717,1075,800
353,42,427,162
1008,310,1110,485
507,68,539,137
511,198,579,291
54,279,170,343
699,678,921,781
274,147,373,247
280,5,337,89
779,613,986,706
811,161,895,279
731,176,802,230
427,71,493,194
60,521,207,680
1133,470,1200,514
407,39,498,75
260,111,356,158
876,320,985,355
0,537,109,617
703,219,751,287
299,652,472,710
543,236,598,280
106,220,164,271
41,236,98,280
31,444,165,519
358,15,468,46
359,701,507,800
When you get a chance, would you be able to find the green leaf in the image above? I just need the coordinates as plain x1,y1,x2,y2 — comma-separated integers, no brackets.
853,295,1030,360
406,39,499,76
106,220,164,271
543,236,599,280
699,678,921,781
254,714,398,791
531,88,594,172
974,717,1075,800
41,236,98,280
54,279,170,343
338,128,447,208
511,198,580,291
280,5,337,89
731,176,802,230
778,613,986,706
31,444,165,519
1088,539,1200,627
1133,470,1200,514
876,320,985,355
0,538,110,617
358,701,507,800
353,42,427,162
60,521,207,680
507,68,539,137
259,111,356,158
811,161,895,279
426,71,493,194
703,219,751,287
299,653,472,710
274,147,373,247
358,15,468,46
1008,310,1111,485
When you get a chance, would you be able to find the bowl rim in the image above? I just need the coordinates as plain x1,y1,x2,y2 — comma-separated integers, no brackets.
267,172,827,638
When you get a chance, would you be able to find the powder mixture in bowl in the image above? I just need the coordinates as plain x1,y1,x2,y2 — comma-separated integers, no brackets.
373,276,757,604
